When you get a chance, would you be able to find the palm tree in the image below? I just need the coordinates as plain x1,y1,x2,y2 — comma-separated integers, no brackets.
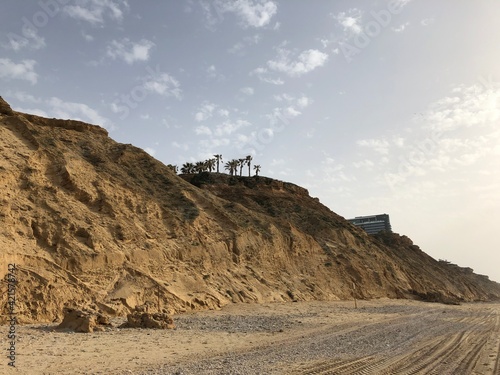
214,154,222,173
224,161,233,175
195,161,207,173
253,164,261,176
238,158,246,176
181,162,195,174
245,155,253,177
166,164,178,174
225,159,239,176
205,158,216,172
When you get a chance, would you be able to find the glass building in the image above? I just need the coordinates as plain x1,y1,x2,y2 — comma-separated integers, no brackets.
347,214,392,235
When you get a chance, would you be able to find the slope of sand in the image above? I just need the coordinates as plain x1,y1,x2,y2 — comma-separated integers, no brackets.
1,299,499,374
2,96,500,326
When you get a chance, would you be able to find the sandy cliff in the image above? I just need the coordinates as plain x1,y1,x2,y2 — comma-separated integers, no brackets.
1,96,499,323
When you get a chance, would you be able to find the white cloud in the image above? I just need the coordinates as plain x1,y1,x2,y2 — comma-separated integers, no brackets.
11,95,114,130
143,73,182,99
283,106,301,117
228,34,261,54
13,107,48,117
332,8,363,34
195,125,212,135
393,137,405,147
267,48,328,77
195,102,217,122
425,84,500,132
240,87,254,95
218,109,230,117
382,82,500,189
63,0,129,25
250,67,285,85
106,38,155,64
216,0,278,28
319,158,355,184
3,27,45,51
245,34,262,44
82,31,94,42
47,97,111,128
206,64,225,80
200,0,222,30
6,91,42,104
0,59,38,84
273,94,311,109
228,42,245,54
297,96,311,108
194,102,231,122
214,119,251,136
199,138,231,149
273,93,294,102
266,105,301,127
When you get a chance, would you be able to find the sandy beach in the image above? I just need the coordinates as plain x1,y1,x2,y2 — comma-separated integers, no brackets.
1,299,499,375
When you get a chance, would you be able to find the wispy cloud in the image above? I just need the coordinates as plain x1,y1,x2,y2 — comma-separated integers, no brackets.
106,38,155,64
63,0,129,25
47,97,112,128
267,48,328,77
5,91,42,104
250,67,284,85
380,80,500,189
143,72,182,99
240,87,254,95
332,8,363,34
228,34,261,55
214,119,251,136
8,94,113,130
2,28,45,51
217,0,278,28
195,101,217,122
205,64,225,80
0,58,38,84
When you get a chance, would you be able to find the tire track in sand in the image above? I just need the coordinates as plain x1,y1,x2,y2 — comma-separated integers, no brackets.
293,306,499,375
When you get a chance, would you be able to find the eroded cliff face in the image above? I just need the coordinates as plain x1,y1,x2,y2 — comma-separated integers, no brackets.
1,97,499,323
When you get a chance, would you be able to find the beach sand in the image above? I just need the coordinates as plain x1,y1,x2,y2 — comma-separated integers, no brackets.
1,299,499,374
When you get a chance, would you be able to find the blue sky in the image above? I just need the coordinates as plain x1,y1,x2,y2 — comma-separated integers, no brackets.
1,0,500,282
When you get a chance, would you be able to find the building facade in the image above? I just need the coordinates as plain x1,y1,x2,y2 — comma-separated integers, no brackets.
347,214,392,235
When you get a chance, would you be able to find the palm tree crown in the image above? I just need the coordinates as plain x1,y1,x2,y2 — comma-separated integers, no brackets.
214,154,222,173
205,158,216,172
253,164,261,176
246,155,253,177
181,162,195,174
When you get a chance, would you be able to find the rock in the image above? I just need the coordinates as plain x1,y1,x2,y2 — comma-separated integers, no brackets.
120,311,175,329
57,307,112,333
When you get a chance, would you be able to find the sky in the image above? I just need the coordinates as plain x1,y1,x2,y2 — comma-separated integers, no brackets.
1,1,500,283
